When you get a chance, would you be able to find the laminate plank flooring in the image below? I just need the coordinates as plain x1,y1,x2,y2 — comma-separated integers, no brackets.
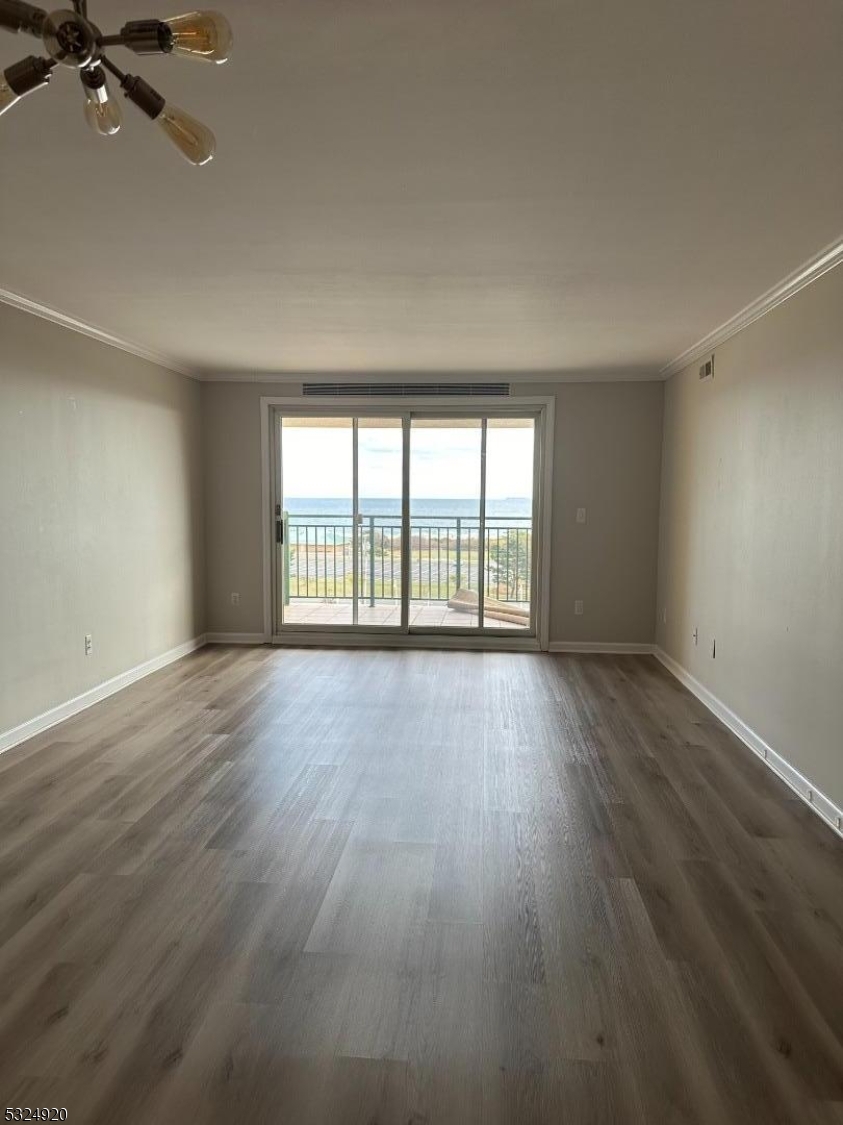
0,647,841,1124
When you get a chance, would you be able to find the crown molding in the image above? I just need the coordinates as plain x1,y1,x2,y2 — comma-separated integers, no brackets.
660,236,843,379
0,286,196,379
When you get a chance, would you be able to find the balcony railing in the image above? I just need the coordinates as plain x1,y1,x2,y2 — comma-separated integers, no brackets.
283,514,532,605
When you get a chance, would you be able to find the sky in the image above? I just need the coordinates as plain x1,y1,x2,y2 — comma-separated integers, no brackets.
281,423,534,500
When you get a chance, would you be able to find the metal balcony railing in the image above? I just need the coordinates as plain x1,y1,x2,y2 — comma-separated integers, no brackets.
282,514,531,606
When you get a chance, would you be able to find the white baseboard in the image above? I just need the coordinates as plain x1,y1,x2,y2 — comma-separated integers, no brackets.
0,635,207,758
654,648,843,840
206,632,269,645
548,641,655,654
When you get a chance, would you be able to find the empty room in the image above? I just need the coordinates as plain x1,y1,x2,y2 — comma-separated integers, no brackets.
1,1,841,1122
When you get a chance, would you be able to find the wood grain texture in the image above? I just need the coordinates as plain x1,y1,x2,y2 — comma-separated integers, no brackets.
0,646,841,1124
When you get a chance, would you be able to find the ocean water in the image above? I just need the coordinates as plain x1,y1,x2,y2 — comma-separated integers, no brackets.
285,497,531,523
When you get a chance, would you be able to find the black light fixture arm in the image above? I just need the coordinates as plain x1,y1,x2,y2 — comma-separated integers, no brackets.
97,20,174,56
2,4,175,56
0,0,47,37
100,51,164,119
112,19,173,56
97,53,125,81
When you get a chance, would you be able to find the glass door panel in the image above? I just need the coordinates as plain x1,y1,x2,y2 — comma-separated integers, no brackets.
483,417,535,632
276,413,406,632
279,416,354,627
356,417,404,628
409,418,483,630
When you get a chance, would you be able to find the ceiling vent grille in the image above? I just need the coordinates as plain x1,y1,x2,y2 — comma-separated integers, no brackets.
302,382,510,397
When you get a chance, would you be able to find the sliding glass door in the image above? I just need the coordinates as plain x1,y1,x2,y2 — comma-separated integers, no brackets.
483,417,535,630
275,414,406,631
408,416,535,632
409,418,483,629
277,416,355,626
357,417,405,627
273,409,539,639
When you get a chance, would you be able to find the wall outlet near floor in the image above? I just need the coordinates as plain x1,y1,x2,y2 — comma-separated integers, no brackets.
230,592,240,606
84,633,93,656
576,507,587,524
574,599,584,616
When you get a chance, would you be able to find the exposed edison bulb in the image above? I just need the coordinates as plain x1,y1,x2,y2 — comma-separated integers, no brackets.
165,11,233,63
83,79,122,136
0,76,20,118
157,103,216,165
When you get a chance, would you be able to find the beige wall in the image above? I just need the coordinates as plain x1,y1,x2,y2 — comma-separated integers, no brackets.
657,265,843,809
202,379,664,644
0,303,204,735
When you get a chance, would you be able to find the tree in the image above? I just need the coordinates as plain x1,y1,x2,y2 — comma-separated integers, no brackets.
487,529,531,602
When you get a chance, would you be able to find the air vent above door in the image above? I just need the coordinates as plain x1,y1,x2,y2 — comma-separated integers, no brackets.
302,382,511,397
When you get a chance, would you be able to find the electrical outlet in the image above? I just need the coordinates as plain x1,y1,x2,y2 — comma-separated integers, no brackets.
574,599,584,616
230,592,240,606
693,627,698,645
84,633,93,656
576,507,587,524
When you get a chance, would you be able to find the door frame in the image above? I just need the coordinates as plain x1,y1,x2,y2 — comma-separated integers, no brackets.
260,395,555,651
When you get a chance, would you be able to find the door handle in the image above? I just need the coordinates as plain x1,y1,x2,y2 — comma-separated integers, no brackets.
276,519,284,544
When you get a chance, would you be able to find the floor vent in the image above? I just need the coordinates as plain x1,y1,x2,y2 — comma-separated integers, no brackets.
302,382,511,397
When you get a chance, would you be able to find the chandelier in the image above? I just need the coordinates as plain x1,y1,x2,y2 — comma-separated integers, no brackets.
0,1,232,164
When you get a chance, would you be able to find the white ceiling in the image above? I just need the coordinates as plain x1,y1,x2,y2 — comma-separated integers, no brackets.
1,0,841,376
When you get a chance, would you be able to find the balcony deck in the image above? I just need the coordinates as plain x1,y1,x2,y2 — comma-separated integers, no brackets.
282,599,528,630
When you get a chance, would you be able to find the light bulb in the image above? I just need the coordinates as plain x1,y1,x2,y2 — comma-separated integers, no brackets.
157,103,215,165
83,76,122,136
164,11,232,63
0,76,21,118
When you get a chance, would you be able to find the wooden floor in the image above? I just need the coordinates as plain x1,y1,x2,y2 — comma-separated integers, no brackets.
1,648,841,1124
